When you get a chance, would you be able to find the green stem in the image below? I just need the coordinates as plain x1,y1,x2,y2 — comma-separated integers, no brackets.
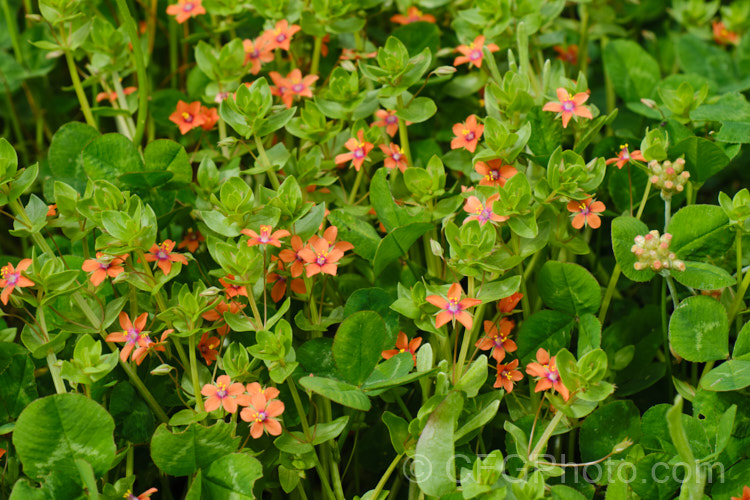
635,179,651,220
310,36,323,76
1,0,24,66
115,0,149,146
519,409,565,478
665,275,680,310
188,333,205,412
348,166,366,205
455,297,484,383
246,289,264,330
126,445,134,477
371,454,403,500
395,96,412,165
728,262,750,324
254,135,280,189
736,230,743,287
661,280,674,400
598,264,621,324
63,49,97,129
664,198,672,232
577,3,589,77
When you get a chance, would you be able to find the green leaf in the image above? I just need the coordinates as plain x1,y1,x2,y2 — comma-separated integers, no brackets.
669,137,730,184
370,168,414,232
700,360,750,391
415,391,463,496
0,137,19,182
715,122,750,144
327,209,381,261
382,411,409,454
537,261,601,316
667,205,732,260
298,375,371,411
333,311,386,385
392,21,441,56
602,39,660,101
48,122,100,193
670,261,735,290
733,321,750,359
454,355,487,397
612,216,654,282
476,275,522,302
143,139,192,184
310,416,350,445
579,400,641,462
709,460,750,500
0,342,38,423
454,398,500,442
669,295,729,362
13,394,116,480
527,106,562,158
199,453,263,499
344,287,400,345
516,310,575,364
373,222,433,276
81,133,144,184
577,313,602,357
150,421,240,476
396,97,437,123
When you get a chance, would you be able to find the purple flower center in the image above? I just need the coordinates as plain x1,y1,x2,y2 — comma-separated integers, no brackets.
469,50,481,60
465,132,475,141
184,2,194,11
157,250,168,260
386,115,397,124
316,254,327,266
216,388,228,398
546,369,559,383
354,149,365,159
126,329,140,345
6,273,18,285
562,100,575,112
490,170,500,180
478,208,492,224
276,34,286,43
292,83,304,92
447,300,461,314
251,49,260,58
258,411,267,421
392,153,401,161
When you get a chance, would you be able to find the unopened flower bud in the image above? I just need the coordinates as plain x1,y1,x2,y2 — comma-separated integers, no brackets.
631,229,685,274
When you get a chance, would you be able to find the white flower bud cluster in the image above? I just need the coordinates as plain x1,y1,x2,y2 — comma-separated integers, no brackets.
631,230,685,273
649,158,690,200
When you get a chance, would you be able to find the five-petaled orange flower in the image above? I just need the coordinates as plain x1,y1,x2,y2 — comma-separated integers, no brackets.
202,375,246,413
713,21,739,45
463,194,508,226
475,159,517,187
605,144,645,170
372,109,402,137
494,359,523,393
47,204,57,217
0,259,33,305
145,240,188,275
730,485,750,500
219,275,248,298
243,36,275,74
170,101,206,135
382,331,423,366
451,115,483,153
279,235,307,278
454,35,499,69
242,382,281,404
131,329,171,366
166,0,205,24
240,391,285,438
269,69,318,108
198,332,220,366
475,319,517,362
380,143,409,173
335,130,374,171
498,292,523,314
543,88,593,128
242,225,290,247
106,312,149,363
178,229,204,253
526,348,570,401
201,299,245,336
426,282,482,330
298,227,353,277
124,488,158,500
200,106,219,131
82,253,127,287
391,6,436,24
263,19,300,51
268,258,306,302
553,45,579,65
567,197,606,230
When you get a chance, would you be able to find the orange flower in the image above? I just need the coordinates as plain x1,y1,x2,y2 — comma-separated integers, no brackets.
297,227,353,277
166,0,205,23
426,282,482,330
713,21,739,45
177,228,204,253
567,197,605,230
47,204,57,217
494,359,523,393
263,19,300,51
340,48,377,61
144,240,188,275
279,235,306,278
200,106,219,131
169,100,206,134
380,143,409,173
451,115,483,153
201,375,246,413
81,253,127,287
132,329,171,366
475,319,517,362
243,382,280,403
372,109,402,137
391,6,436,24
268,259,306,302
240,392,285,438
202,299,245,336
243,36,274,74
198,332,220,366
0,449,4,459
605,144,645,169
543,88,593,128
335,130,374,171
320,34,330,57
731,485,750,500
475,159,517,187
553,45,579,65
525,348,569,401
463,194,507,226
96,86,137,104
105,312,149,363
242,225,290,247
498,292,523,314
124,488,159,500
0,259,34,305
382,331,422,366
454,36,499,69
219,275,248,298
269,69,318,108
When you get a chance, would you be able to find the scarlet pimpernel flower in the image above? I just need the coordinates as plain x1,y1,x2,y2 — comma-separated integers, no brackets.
380,143,408,173
202,299,245,336
567,197,606,230
243,36,274,74
106,312,149,363
463,194,507,226
298,227,353,277
166,0,205,23
453,35,499,69
200,106,219,131
606,144,645,169
279,235,306,278
372,109,401,137
498,292,523,314
494,359,523,393
553,45,579,65
268,259,306,302
391,6,436,24
219,275,248,298
475,159,517,187
169,101,206,134
713,21,739,45
543,88,593,128
144,240,188,275
202,375,246,413
263,19,300,51
0,259,33,305
132,329,171,366
451,115,483,153
82,253,127,287
475,319,517,362
426,282,482,329
178,229,204,253
382,332,422,366
198,332,220,366
525,348,570,401
242,225,290,247
335,130,374,171
124,488,158,500
240,391,285,438
269,69,318,108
